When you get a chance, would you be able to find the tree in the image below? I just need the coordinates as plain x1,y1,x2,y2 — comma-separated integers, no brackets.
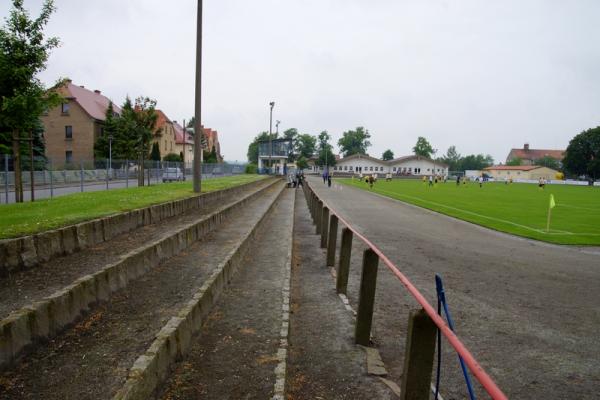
0,0,63,202
382,149,394,161
94,101,118,159
441,146,461,171
316,130,336,167
506,157,522,166
296,133,317,159
296,156,309,170
203,145,218,163
563,126,600,179
458,154,494,171
412,137,434,158
338,126,371,157
534,155,560,170
150,142,161,161
246,131,273,163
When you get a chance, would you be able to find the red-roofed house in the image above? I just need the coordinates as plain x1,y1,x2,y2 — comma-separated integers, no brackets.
203,128,223,162
173,122,195,165
506,143,565,166
42,80,121,164
153,110,179,158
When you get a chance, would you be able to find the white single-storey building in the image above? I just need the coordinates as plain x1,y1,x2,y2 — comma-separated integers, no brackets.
330,154,448,176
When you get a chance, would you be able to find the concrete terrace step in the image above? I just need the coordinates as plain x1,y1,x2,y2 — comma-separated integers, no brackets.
0,183,286,399
0,179,281,369
152,186,295,400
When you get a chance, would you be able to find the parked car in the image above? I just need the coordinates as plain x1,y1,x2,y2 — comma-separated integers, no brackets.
162,167,185,182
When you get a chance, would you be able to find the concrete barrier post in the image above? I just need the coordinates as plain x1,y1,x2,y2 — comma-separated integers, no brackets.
336,227,353,294
316,200,323,234
320,207,329,248
400,308,437,400
355,248,379,346
326,214,338,267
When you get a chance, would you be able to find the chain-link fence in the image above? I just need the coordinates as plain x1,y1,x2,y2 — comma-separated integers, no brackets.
0,155,247,204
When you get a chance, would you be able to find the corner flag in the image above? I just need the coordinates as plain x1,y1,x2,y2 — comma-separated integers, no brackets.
546,194,556,232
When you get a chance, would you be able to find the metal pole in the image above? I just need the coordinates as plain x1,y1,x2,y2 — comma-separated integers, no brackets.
29,132,35,202
193,0,203,193
80,160,84,192
4,154,8,204
269,101,274,174
126,159,129,188
106,158,109,190
49,160,54,198
109,135,112,174
182,119,186,181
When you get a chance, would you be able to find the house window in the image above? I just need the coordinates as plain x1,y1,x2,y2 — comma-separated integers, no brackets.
65,151,73,163
370,166,373,171
61,102,70,114
65,126,73,139
393,167,396,171
100,127,105,136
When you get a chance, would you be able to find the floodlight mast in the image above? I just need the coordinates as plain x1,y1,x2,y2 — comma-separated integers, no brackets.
193,0,203,192
269,101,275,174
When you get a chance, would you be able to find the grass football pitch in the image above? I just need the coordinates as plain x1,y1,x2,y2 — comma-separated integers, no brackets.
340,178,600,245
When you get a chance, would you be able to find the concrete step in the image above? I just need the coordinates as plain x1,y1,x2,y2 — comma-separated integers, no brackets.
150,187,295,400
0,179,281,369
0,183,286,399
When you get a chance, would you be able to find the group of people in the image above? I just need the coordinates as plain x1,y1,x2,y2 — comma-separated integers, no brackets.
322,170,333,187
288,170,305,188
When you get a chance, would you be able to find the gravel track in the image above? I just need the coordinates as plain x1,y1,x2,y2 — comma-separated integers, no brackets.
0,184,282,400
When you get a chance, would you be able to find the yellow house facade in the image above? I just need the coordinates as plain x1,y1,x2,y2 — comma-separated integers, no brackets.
484,165,560,180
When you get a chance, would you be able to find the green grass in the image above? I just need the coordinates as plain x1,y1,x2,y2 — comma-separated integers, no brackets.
0,175,266,239
339,178,600,245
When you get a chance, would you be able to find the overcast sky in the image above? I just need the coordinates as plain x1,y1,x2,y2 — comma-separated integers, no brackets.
2,0,600,163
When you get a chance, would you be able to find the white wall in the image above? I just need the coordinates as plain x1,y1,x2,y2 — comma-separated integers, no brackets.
332,156,448,176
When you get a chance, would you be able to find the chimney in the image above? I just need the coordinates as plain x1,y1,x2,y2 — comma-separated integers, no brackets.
524,143,529,151
94,90,101,94
80,85,85,88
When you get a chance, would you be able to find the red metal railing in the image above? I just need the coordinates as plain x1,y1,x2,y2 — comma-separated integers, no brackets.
305,181,508,400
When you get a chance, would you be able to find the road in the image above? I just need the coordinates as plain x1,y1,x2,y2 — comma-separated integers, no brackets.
309,177,600,399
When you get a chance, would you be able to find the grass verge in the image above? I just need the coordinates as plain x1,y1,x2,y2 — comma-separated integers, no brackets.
0,175,266,239
339,178,600,245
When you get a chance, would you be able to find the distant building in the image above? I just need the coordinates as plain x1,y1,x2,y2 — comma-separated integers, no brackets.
506,143,565,166
42,80,120,164
484,165,559,180
257,138,293,175
203,128,223,162
153,110,178,158
173,122,194,165
332,154,448,176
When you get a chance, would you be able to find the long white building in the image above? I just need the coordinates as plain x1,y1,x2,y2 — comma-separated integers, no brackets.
331,154,448,176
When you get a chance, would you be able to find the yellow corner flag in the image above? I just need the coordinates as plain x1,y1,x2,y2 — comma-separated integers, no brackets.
546,194,556,232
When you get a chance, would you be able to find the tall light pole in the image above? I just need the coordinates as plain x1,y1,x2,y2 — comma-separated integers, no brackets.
182,119,186,179
275,120,280,135
193,0,203,193
269,101,275,174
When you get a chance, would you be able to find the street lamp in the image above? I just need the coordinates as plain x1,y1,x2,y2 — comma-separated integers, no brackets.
269,101,275,174
276,120,280,135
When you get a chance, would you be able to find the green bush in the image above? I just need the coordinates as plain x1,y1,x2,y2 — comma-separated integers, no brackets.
163,153,182,162
245,163,257,174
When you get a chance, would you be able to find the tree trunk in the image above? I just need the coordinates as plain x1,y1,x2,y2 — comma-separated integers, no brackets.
29,131,35,202
12,129,22,203
138,152,144,187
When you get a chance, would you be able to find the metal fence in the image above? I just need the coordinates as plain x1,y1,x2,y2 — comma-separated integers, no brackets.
0,155,246,204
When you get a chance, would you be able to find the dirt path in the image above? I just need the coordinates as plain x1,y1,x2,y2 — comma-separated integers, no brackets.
286,188,392,400
309,177,600,399
156,187,295,400
0,184,283,400
0,179,273,319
